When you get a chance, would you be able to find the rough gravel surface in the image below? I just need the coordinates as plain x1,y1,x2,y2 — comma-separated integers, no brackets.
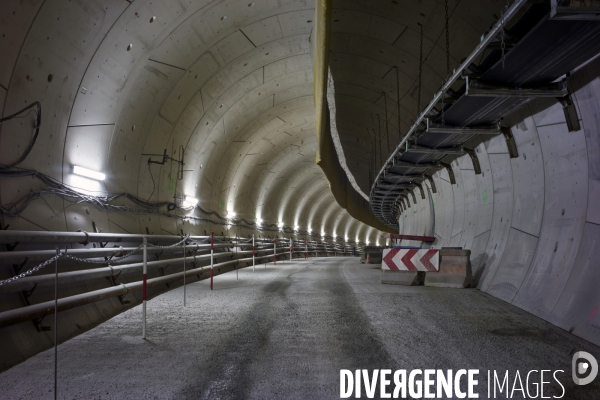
0,258,598,399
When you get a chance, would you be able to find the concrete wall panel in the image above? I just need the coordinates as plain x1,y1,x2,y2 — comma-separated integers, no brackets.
478,150,513,292
513,117,588,320
549,222,600,344
487,228,538,303
0,0,44,88
510,117,544,236
572,76,600,225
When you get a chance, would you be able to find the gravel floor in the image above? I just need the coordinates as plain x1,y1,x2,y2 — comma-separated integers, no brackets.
1,258,598,399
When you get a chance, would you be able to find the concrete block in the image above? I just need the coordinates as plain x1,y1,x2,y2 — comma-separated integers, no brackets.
381,270,425,286
424,249,473,288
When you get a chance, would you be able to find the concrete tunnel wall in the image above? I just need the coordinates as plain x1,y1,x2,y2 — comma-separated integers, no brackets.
0,0,383,244
0,0,384,370
398,57,600,347
1,0,600,370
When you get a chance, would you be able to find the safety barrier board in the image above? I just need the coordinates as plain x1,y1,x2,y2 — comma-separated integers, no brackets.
382,249,439,271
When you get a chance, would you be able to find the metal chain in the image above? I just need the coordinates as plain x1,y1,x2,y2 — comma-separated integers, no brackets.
64,244,143,265
0,253,62,286
0,236,187,286
146,235,189,249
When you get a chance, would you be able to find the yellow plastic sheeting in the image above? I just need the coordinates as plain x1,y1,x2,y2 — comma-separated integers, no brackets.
312,0,395,234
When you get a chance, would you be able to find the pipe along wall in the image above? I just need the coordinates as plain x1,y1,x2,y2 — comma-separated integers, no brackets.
0,233,353,371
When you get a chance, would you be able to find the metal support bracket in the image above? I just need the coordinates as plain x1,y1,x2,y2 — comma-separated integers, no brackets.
118,284,131,305
410,190,417,204
414,181,426,199
501,127,519,158
424,174,437,193
440,162,457,184
557,95,581,132
13,256,30,274
464,148,482,175
33,312,51,332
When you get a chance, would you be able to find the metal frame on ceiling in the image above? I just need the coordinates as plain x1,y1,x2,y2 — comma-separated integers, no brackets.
369,0,600,230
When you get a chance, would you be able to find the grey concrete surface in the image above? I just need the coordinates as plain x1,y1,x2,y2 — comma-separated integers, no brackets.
1,258,598,399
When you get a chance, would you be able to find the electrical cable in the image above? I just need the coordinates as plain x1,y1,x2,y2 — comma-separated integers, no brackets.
147,163,156,202
0,102,42,170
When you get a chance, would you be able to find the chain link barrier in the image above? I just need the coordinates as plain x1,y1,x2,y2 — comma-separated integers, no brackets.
146,235,189,249
0,236,190,286
0,253,62,286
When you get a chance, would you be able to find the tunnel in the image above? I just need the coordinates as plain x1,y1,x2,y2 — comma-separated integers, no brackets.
0,0,599,398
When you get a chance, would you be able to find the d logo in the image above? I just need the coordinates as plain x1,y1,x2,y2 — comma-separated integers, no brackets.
572,351,598,386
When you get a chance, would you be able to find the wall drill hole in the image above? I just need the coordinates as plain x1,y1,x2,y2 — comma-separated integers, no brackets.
47,74,53,82
221,16,226,20
150,16,156,23
127,44,133,51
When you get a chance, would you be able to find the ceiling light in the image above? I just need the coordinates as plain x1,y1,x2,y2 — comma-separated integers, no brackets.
184,196,198,206
73,165,105,181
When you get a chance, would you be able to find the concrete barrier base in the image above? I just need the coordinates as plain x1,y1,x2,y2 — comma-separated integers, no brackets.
381,270,425,286
424,249,473,288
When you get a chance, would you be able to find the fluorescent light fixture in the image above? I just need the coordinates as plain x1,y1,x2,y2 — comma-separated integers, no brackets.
73,165,105,181
184,196,198,206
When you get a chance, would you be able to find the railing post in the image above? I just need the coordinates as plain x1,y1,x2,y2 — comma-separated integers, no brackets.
54,247,59,400
273,237,277,265
290,238,292,261
305,240,308,259
142,236,147,339
252,234,255,272
183,235,186,307
210,232,214,290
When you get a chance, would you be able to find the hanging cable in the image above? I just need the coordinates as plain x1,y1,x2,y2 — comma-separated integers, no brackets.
377,115,382,169
395,66,401,143
417,23,424,147
442,0,450,126
147,163,157,202
417,24,424,117
445,0,450,76
500,0,511,68
383,92,390,155
0,102,42,170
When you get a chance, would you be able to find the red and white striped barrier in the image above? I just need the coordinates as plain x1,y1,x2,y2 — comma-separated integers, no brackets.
382,249,440,271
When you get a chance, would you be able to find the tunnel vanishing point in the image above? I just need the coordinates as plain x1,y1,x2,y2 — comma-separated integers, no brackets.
1,0,600,399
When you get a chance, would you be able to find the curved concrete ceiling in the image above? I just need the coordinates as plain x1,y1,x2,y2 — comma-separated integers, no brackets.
0,0,384,245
